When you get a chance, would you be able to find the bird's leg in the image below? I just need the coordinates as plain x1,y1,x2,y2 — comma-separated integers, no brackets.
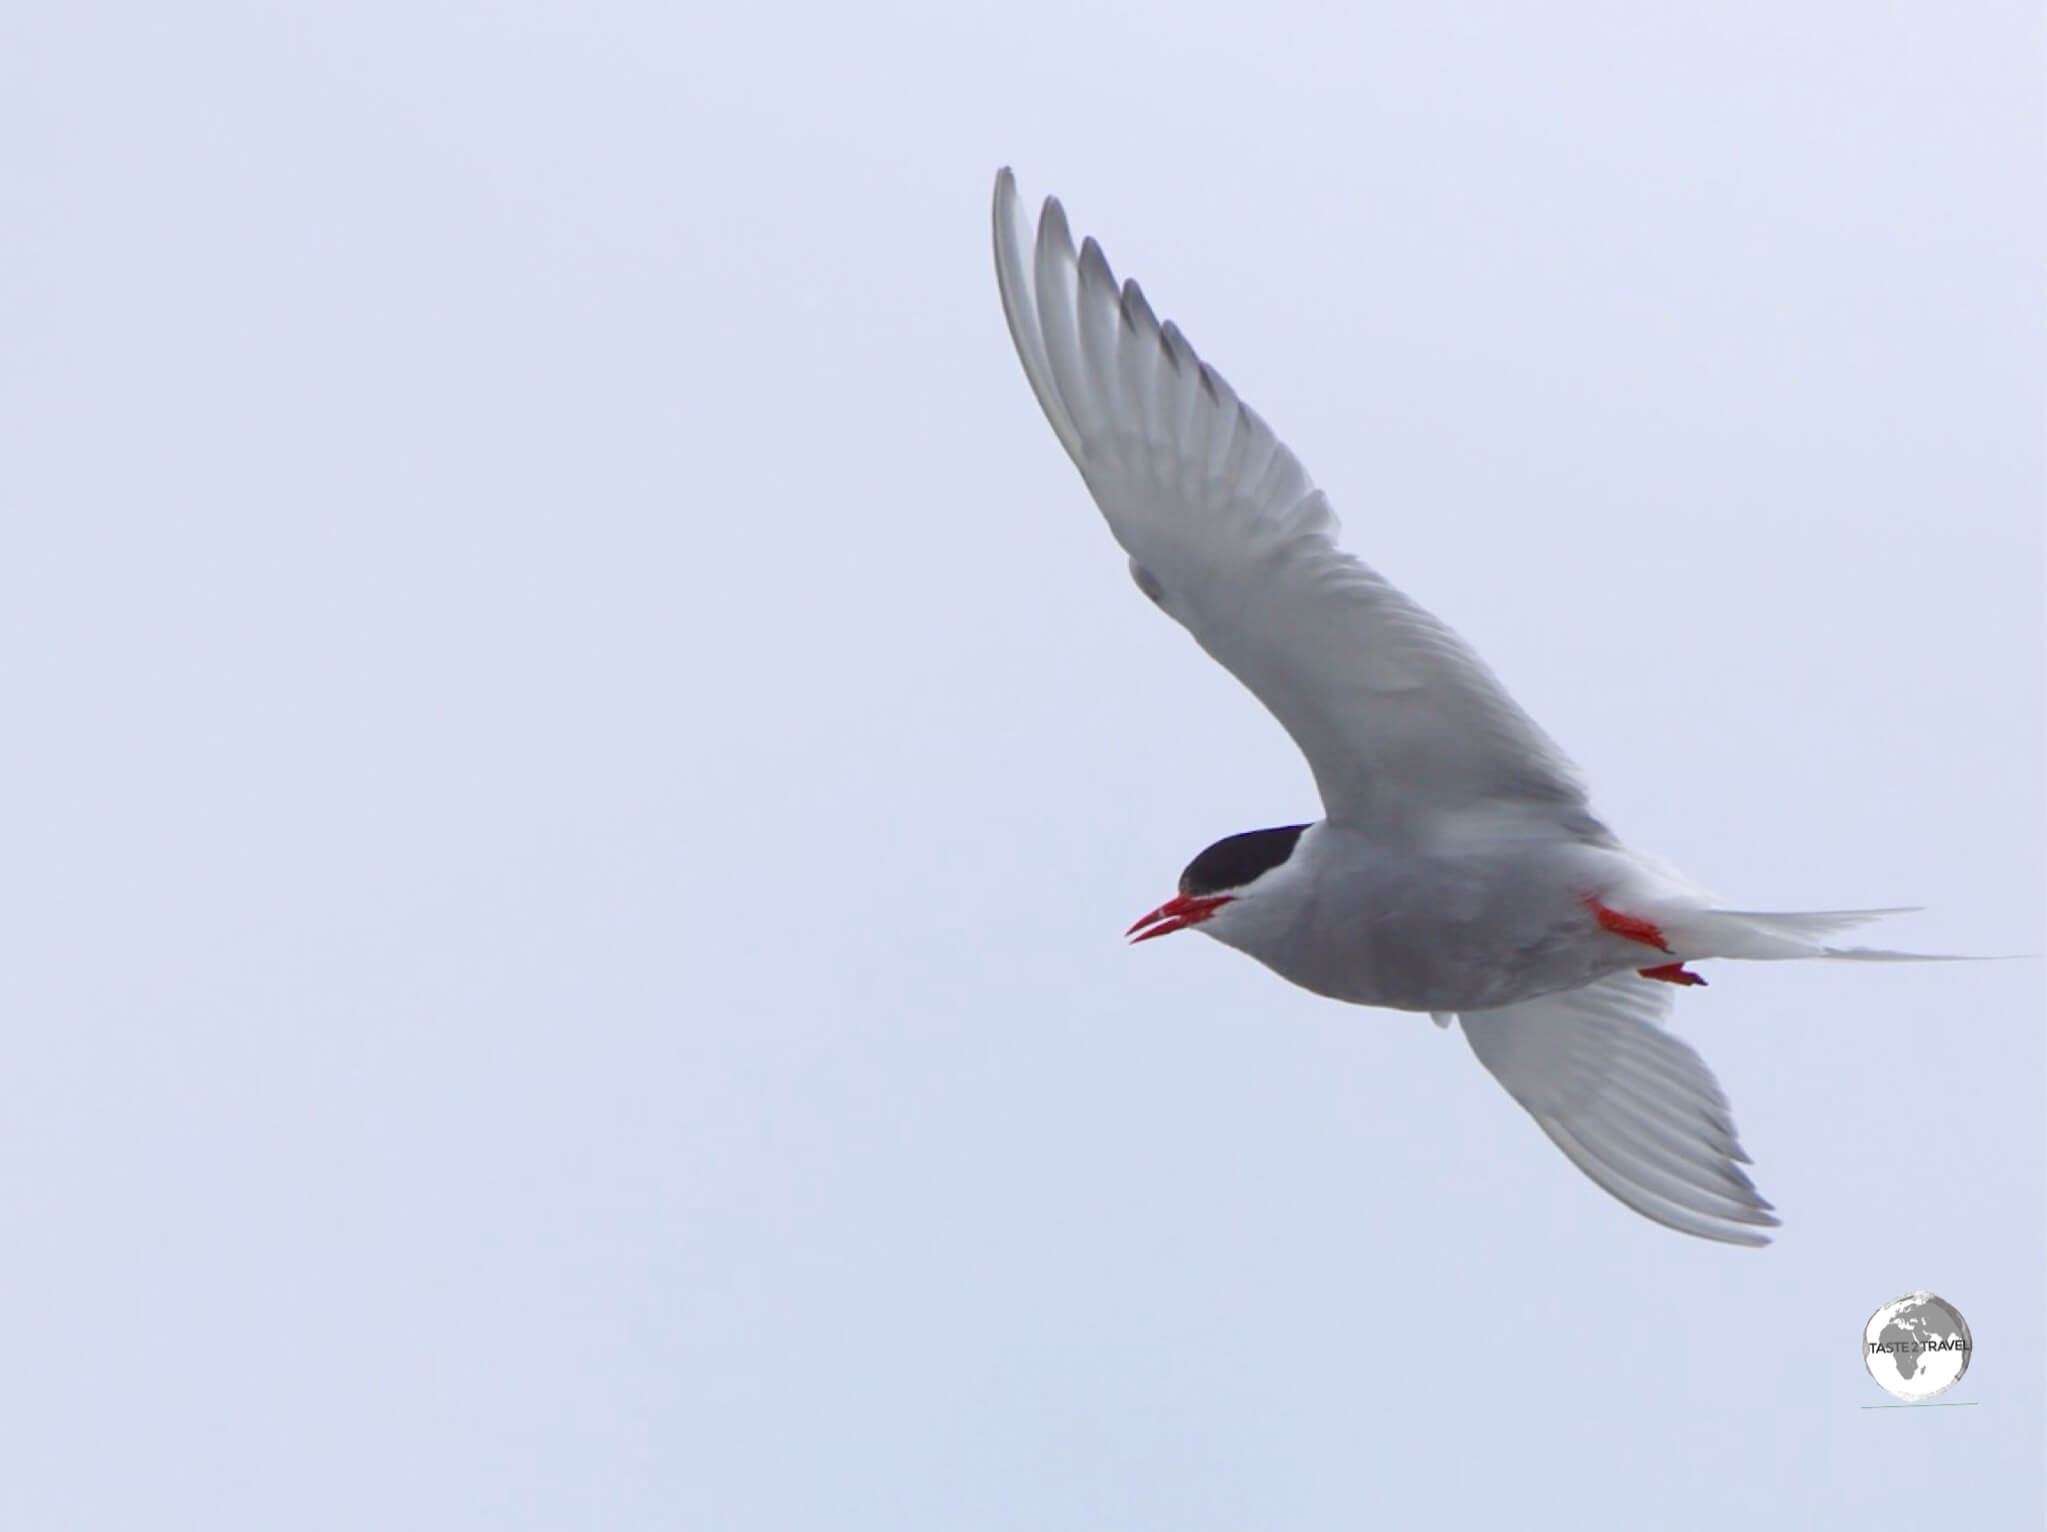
1582,895,1672,953
1637,962,1707,988
1584,896,1704,984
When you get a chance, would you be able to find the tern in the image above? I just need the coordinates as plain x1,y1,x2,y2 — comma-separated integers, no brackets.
992,167,1936,1246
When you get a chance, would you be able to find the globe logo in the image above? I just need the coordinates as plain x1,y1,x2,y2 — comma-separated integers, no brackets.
1864,1292,1971,1402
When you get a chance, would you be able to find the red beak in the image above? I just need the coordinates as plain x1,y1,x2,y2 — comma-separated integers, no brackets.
1126,893,1234,943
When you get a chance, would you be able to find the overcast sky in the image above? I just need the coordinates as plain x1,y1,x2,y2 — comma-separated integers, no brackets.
2,3,2041,1528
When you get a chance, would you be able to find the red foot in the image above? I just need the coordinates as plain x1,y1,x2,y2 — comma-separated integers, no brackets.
1583,896,1672,954
1638,962,1707,988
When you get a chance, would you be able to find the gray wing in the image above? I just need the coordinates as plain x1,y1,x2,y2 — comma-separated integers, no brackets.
1459,975,1778,1245
991,168,1593,829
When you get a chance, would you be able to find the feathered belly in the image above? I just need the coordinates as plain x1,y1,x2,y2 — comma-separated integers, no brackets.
1251,868,1627,1014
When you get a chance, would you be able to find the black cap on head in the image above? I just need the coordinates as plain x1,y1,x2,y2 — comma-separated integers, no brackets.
1178,825,1310,897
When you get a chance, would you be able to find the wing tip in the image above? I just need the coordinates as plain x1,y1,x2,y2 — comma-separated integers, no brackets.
991,165,1021,240
1077,234,1115,292
1037,191,1072,252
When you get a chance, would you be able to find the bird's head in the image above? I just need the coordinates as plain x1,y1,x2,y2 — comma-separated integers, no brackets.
1126,824,1313,944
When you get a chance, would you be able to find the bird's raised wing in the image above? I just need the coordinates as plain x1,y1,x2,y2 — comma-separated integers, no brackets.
1458,975,1777,1245
992,169,1593,828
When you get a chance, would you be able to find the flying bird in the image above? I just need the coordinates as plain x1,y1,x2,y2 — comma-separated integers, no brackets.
991,167,1934,1246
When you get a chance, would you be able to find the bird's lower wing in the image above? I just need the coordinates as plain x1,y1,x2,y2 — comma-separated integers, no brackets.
1458,975,1778,1245
991,168,1595,830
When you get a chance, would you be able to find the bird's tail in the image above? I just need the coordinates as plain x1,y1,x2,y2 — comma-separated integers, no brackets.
1675,906,1961,962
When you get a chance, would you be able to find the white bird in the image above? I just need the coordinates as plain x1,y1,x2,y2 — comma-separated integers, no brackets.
992,167,1936,1246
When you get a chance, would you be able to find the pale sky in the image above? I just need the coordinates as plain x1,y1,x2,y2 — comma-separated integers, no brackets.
2,3,2041,1528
